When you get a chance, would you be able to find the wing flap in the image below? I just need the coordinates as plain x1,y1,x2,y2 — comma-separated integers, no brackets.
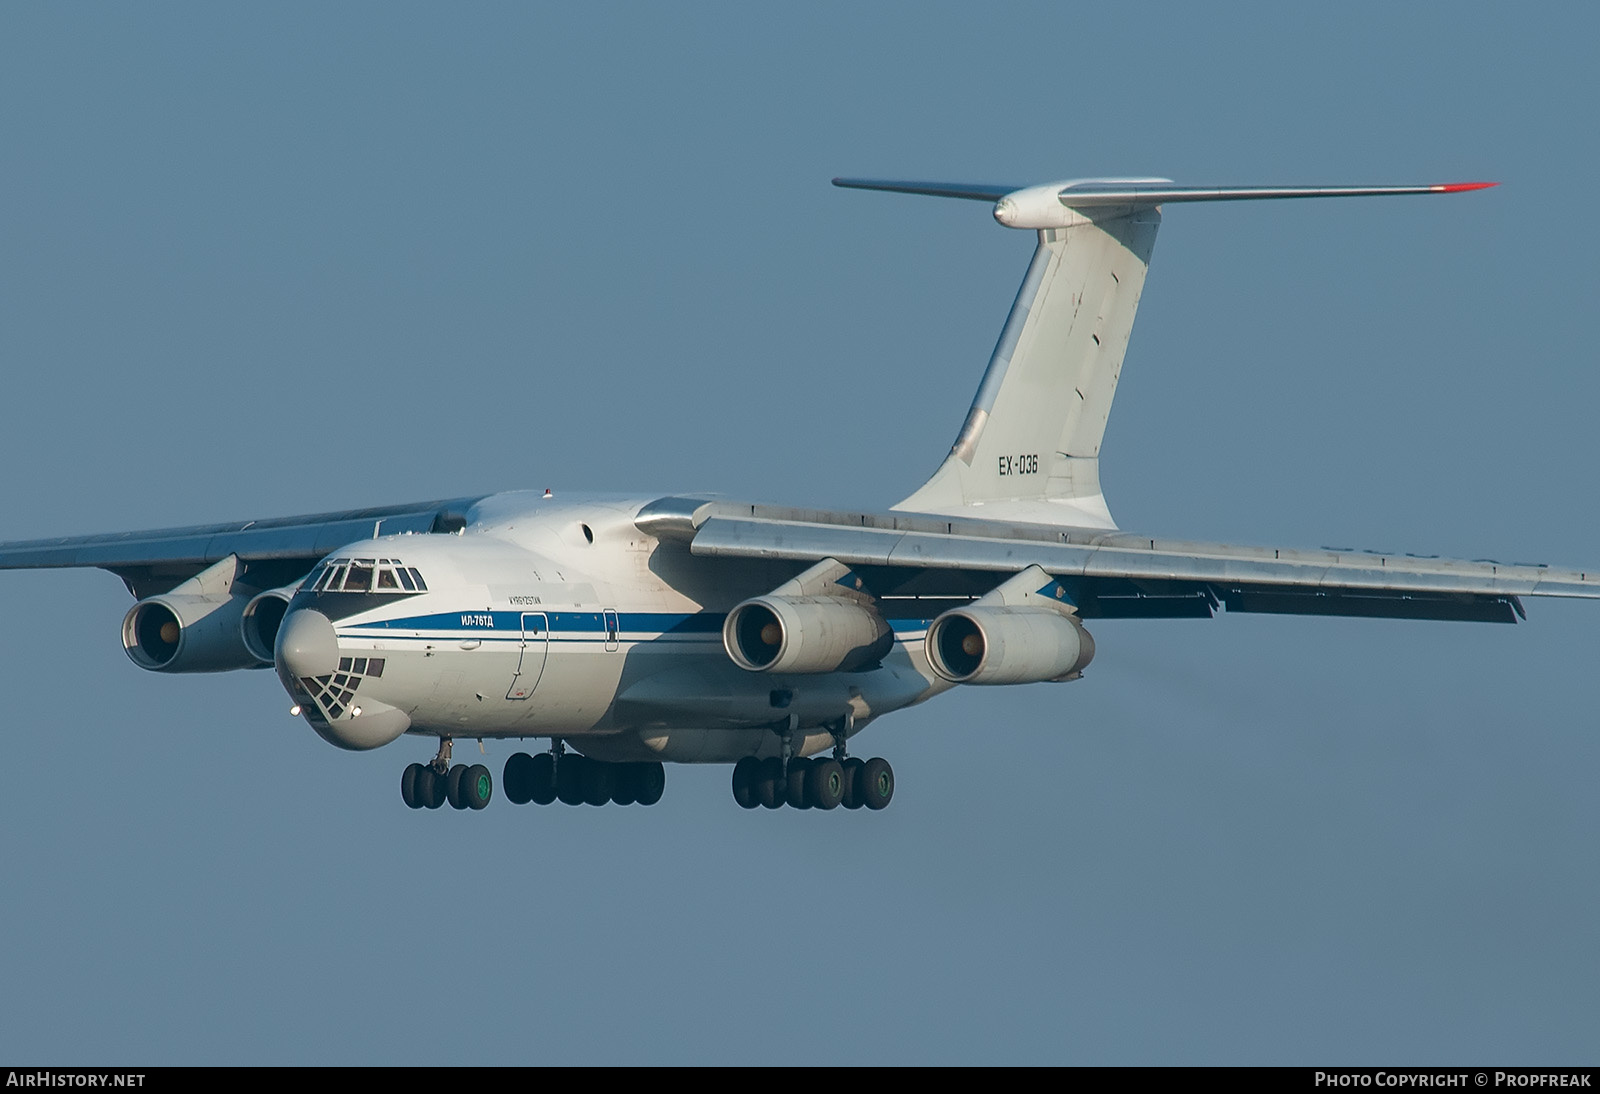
1216,584,1521,624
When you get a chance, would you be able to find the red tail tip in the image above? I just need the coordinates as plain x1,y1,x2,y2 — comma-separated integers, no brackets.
1436,181,1498,193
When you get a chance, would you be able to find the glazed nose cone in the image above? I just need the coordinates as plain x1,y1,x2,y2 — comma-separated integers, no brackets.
276,609,340,678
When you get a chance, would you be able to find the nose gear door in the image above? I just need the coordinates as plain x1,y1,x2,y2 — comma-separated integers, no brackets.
506,612,549,700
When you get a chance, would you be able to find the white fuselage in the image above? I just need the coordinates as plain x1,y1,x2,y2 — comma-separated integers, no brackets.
276,492,948,763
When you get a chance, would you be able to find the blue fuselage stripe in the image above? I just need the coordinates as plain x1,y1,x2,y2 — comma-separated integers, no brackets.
339,609,930,641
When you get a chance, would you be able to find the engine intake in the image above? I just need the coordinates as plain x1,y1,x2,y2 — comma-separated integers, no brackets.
241,585,299,664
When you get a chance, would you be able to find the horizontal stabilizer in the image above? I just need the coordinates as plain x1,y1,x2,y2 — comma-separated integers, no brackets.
1036,181,1497,206
836,176,1496,231
832,178,1024,202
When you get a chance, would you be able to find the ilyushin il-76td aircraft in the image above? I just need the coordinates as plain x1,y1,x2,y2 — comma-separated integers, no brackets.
5,176,1594,815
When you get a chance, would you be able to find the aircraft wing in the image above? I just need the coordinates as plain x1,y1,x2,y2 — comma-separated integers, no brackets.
639,498,1600,624
0,496,485,598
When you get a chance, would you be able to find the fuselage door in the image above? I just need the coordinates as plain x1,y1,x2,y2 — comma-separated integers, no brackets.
506,611,550,700
604,609,619,652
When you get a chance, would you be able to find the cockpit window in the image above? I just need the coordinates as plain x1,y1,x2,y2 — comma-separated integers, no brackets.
343,561,374,591
310,558,426,594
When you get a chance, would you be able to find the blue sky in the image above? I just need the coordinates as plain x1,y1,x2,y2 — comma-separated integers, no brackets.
1,2,1596,1064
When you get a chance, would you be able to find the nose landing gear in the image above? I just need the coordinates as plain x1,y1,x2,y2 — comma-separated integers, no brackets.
400,737,492,810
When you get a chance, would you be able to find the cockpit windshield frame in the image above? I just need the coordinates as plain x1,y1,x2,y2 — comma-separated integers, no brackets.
305,558,426,595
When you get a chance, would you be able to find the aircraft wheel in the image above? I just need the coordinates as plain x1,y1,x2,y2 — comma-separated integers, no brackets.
555,755,586,805
840,757,865,809
462,764,493,810
635,761,665,806
610,764,640,806
446,764,470,809
503,752,534,805
401,762,425,809
786,757,813,809
731,757,760,809
416,765,445,809
757,757,786,809
528,753,557,805
809,758,845,811
860,757,894,810
580,758,613,807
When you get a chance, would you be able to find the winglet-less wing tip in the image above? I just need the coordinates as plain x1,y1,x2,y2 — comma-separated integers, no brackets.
1435,182,1499,192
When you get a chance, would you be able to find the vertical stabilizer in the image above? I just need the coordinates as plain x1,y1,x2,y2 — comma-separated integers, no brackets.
894,207,1159,529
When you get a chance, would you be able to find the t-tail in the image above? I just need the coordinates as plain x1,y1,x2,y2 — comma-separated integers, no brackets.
834,176,1496,530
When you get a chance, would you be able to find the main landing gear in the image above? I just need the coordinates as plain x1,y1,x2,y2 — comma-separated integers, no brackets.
730,754,894,811
401,737,493,810
502,747,665,808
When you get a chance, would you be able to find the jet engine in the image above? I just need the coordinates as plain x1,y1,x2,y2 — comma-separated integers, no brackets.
120,555,263,673
123,594,260,672
722,558,891,674
926,605,1094,685
240,584,300,664
925,564,1095,685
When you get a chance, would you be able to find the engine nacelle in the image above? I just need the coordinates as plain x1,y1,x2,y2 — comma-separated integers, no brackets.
123,593,261,673
724,595,892,674
926,606,1095,685
241,585,299,665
